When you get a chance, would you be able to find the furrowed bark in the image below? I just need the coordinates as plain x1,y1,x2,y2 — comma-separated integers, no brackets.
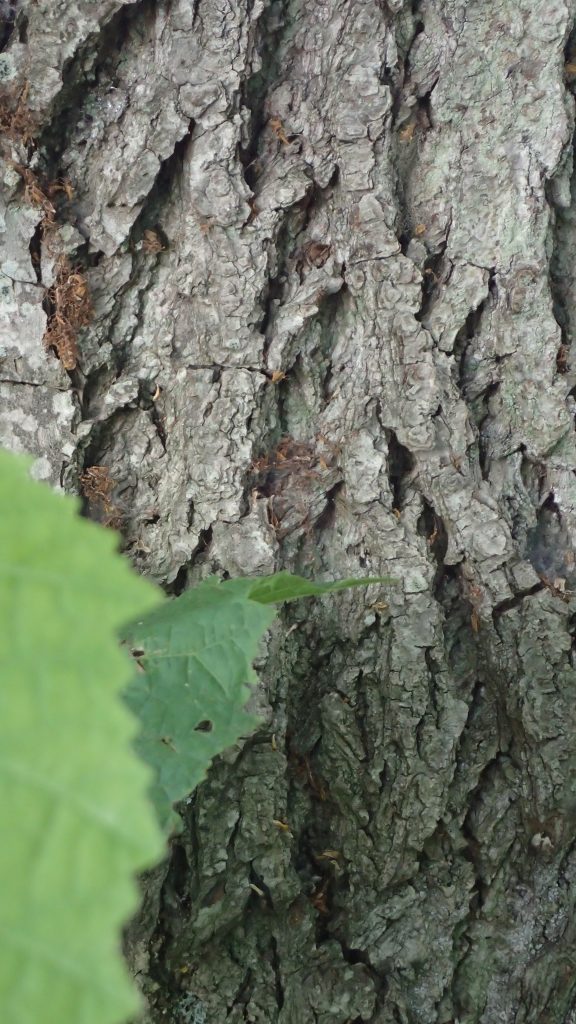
2,1,576,1022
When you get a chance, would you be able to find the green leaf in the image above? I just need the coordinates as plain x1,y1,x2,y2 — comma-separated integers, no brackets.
246,571,397,605
122,578,276,833
123,573,395,834
0,451,164,1024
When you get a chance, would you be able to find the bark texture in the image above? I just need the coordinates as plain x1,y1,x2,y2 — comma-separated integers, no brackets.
3,1,576,1021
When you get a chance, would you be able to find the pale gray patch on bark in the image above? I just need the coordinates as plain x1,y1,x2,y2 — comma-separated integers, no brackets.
3,0,576,1022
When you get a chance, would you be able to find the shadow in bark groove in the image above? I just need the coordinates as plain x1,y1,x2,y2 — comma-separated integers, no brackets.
416,244,449,323
452,270,497,395
386,428,414,512
237,0,293,193
128,123,195,253
40,0,160,159
0,1,19,53
164,526,214,597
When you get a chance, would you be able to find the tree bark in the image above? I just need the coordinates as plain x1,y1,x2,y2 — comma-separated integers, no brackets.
3,1,576,1021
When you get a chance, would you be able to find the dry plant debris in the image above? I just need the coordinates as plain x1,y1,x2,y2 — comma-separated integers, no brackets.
11,171,90,370
141,228,165,253
0,79,39,145
43,255,92,370
11,165,74,231
0,81,91,372
80,466,121,527
251,436,338,490
12,163,57,224
250,435,341,537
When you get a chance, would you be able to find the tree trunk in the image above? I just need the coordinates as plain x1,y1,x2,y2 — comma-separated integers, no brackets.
3,1,576,1021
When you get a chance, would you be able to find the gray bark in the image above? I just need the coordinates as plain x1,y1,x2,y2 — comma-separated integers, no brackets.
3,0,576,1021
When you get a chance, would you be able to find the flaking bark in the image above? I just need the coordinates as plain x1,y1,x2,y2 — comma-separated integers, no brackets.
2,1,576,1021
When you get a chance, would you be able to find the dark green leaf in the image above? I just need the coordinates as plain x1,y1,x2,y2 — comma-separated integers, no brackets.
123,578,275,833
246,571,397,605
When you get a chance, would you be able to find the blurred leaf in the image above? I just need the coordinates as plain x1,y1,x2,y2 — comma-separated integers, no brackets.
0,450,164,1024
